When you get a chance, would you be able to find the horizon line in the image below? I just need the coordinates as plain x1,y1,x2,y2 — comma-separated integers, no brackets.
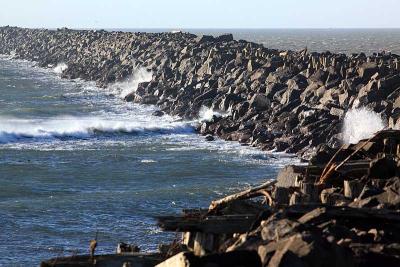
2,25,400,31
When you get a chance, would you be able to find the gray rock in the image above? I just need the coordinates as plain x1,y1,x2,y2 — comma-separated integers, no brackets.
249,94,270,111
205,134,215,141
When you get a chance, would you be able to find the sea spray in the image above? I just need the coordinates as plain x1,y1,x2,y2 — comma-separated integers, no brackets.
109,67,152,98
198,106,230,122
342,107,386,144
53,63,68,74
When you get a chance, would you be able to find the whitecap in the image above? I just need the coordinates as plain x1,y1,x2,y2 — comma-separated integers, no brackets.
342,107,386,144
0,116,193,144
140,159,157,163
53,63,68,74
108,67,153,98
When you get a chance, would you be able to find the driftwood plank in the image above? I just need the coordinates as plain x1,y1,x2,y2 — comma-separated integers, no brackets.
157,214,258,234
208,180,276,212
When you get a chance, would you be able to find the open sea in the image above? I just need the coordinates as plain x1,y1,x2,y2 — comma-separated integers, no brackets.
1,28,398,266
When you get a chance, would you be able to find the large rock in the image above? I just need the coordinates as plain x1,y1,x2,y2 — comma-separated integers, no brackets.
249,94,270,111
358,62,378,80
195,35,215,43
215,34,234,42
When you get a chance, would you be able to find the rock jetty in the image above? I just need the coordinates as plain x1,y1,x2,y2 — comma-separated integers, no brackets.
156,129,400,267
2,26,400,157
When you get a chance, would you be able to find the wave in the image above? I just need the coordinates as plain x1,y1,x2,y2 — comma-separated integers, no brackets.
198,106,230,122
53,63,68,74
342,107,386,144
0,116,193,143
108,67,153,98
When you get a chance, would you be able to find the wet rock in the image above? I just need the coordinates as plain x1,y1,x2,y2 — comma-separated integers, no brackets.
124,92,135,102
152,110,165,117
205,134,215,141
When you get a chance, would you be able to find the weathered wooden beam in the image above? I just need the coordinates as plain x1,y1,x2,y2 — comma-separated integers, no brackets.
157,214,258,234
208,180,276,212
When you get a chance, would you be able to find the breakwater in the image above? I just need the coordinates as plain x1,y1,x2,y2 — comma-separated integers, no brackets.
1,26,400,156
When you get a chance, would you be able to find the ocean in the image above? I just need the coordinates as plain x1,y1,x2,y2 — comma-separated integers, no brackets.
0,56,295,266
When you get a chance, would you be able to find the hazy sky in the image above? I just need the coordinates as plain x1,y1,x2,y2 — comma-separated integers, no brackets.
1,0,399,29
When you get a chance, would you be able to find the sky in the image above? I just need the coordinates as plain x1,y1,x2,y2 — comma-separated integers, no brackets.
0,0,399,29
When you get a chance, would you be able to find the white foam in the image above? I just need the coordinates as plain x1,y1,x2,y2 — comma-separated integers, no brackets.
198,106,226,122
161,133,299,166
141,159,157,163
109,67,153,98
53,63,68,74
342,107,386,144
0,116,193,143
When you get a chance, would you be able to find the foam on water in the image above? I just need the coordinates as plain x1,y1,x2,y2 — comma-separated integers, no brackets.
53,63,68,74
198,106,229,122
342,107,386,144
108,67,153,98
0,116,193,143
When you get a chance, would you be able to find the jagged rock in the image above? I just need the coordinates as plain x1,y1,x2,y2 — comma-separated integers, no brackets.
215,34,234,42
249,94,270,111
330,107,345,118
259,233,354,267
152,110,165,117
358,62,378,80
276,166,300,188
195,35,215,43
261,218,300,241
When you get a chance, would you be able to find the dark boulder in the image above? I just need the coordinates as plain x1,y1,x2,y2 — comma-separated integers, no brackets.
215,34,234,42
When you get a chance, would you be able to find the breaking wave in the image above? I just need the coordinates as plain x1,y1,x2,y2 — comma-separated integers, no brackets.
108,67,153,98
342,107,386,144
0,116,193,143
198,106,228,122
53,63,68,74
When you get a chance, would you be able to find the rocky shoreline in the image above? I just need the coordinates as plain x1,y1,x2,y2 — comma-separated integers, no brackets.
152,129,400,267
2,26,400,157
40,129,400,267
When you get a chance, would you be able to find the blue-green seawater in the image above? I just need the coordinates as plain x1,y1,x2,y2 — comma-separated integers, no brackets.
0,57,296,266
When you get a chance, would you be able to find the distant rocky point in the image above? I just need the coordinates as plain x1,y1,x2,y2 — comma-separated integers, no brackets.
1,26,400,157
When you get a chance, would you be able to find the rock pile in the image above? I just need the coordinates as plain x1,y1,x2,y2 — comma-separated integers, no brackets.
2,27,400,156
157,130,400,267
